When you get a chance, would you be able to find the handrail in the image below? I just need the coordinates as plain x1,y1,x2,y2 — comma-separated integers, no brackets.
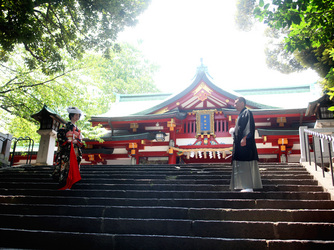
303,129,334,186
10,136,34,166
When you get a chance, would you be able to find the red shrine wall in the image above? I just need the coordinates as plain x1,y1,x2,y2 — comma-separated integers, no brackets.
9,110,314,166
81,110,315,165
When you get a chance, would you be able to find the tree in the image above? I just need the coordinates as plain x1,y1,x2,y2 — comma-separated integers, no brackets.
235,1,306,74
263,27,305,74
254,0,334,52
0,46,89,120
0,42,159,141
252,0,334,88
0,0,151,74
235,0,256,32
0,0,156,141
235,0,334,88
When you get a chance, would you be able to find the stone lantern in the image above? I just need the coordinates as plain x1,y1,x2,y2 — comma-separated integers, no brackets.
31,105,66,165
306,94,334,128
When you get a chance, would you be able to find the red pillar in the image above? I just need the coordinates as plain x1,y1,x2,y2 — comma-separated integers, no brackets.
168,128,177,164
168,151,177,164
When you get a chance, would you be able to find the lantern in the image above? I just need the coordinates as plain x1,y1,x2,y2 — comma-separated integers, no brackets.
155,132,165,142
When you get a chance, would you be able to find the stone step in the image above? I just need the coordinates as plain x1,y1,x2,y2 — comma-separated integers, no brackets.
1,196,334,209
0,188,330,200
1,228,333,250
0,171,314,179
0,182,324,192
1,214,334,240
0,178,321,186
0,163,333,249
1,203,334,222
0,163,310,172
79,174,315,180
0,168,309,176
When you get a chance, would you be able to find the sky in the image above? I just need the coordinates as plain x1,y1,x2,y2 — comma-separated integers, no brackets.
117,0,322,107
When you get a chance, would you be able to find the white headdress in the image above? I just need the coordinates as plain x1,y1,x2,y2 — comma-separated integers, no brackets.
67,106,83,115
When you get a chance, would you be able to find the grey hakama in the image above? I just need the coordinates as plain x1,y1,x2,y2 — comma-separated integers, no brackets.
230,107,263,191
230,160,263,190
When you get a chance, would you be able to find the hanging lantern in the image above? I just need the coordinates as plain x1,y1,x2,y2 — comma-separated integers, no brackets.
129,143,138,149
168,148,173,154
278,138,288,145
130,123,139,132
277,117,287,127
129,143,137,155
167,118,176,131
155,131,165,142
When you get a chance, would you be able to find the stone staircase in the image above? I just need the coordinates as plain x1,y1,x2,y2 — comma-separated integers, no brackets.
0,163,334,249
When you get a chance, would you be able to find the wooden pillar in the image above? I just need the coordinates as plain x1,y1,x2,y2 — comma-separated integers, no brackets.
168,127,177,165
168,151,177,164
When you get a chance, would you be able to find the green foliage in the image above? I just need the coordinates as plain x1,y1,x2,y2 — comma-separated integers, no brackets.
295,42,334,79
7,116,39,141
1,114,40,148
263,27,305,73
0,46,88,120
254,0,334,52
235,0,256,31
93,43,160,96
248,0,334,88
0,0,151,74
0,0,158,147
1,42,159,141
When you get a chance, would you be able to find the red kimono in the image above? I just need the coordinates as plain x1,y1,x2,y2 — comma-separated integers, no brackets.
52,122,82,189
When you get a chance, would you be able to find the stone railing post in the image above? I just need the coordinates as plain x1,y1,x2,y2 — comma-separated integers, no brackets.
299,126,308,163
0,132,13,167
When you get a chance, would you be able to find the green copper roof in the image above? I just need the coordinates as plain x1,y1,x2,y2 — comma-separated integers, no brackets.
115,85,313,103
236,85,312,95
115,93,172,102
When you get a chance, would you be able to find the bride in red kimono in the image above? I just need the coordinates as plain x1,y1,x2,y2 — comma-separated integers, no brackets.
52,107,83,189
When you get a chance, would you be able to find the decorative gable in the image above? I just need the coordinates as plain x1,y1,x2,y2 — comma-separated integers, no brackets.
193,82,213,101
151,78,237,115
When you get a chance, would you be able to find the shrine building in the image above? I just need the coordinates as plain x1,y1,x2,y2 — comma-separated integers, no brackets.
83,65,320,165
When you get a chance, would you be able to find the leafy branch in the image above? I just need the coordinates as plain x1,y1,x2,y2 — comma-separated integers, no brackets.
1,68,78,95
